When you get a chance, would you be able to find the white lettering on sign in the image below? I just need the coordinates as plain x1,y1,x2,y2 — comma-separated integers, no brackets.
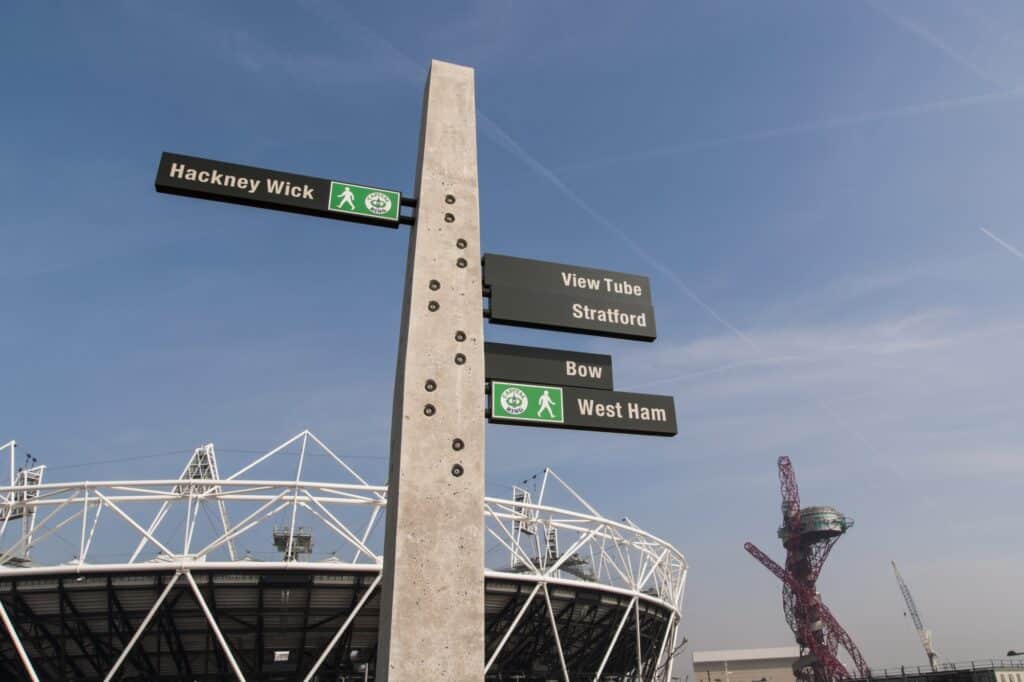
266,178,315,200
560,271,643,297
576,398,623,418
565,360,603,379
169,162,262,194
571,303,648,328
603,278,643,296
627,402,668,422
561,271,602,291
576,398,668,422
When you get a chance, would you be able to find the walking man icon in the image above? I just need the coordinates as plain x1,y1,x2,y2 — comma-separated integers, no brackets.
337,186,356,210
538,390,557,418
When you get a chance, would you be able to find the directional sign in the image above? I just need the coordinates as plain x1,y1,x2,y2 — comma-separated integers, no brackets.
155,152,402,227
484,254,653,307
562,386,676,436
485,342,613,390
484,253,657,341
488,288,656,341
489,383,677,436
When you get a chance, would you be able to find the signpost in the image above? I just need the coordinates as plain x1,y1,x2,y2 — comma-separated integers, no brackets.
490,382,677,437
484,253,657,341
155,152,403,227
485,342,613,390
152,58,677,682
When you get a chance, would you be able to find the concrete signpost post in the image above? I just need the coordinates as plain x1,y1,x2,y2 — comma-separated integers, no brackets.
375,60,486,681
155,57,676,680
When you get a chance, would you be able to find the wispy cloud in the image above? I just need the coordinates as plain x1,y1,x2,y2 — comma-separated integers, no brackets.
647,307,954,365
557,2,1015,175
213,27,418,89
556,86,1024,172
980,227,1024,261
616,307,1024,469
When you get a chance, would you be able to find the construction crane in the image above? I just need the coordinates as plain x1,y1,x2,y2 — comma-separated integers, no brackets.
892,561,939,671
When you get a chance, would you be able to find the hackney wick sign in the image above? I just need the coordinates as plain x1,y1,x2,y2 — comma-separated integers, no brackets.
484,253,657,341
155,152,403,227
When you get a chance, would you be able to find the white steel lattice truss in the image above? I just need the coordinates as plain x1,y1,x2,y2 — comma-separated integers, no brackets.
0,433,687,681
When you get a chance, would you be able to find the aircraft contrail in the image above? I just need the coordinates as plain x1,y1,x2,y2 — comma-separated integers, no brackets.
312,4,765,355
864,0,1001,88
317,4,900,455
980,227,1024,262
475,112,763,354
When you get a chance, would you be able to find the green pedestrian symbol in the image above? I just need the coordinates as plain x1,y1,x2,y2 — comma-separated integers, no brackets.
538,390,557,418
336,186,356,210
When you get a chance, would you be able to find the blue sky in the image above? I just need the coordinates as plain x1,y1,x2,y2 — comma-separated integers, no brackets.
4,0,1024,670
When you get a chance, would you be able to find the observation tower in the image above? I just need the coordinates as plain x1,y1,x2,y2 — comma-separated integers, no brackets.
744,456,868,682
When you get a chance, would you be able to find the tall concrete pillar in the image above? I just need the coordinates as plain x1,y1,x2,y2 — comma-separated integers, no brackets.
376,60,485,681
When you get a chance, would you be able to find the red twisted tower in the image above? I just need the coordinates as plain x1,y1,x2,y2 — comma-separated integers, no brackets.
745,456,869,682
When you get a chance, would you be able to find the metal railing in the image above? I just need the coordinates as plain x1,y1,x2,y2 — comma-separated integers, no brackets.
863,660,1024,679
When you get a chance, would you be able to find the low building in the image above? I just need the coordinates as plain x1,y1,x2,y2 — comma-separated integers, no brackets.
693,647,801,682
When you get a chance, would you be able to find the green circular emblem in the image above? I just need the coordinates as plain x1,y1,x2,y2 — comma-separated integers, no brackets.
365,191,393,216
499,387,528,416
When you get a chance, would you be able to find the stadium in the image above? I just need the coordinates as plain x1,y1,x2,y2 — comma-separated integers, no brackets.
0,431,687,681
